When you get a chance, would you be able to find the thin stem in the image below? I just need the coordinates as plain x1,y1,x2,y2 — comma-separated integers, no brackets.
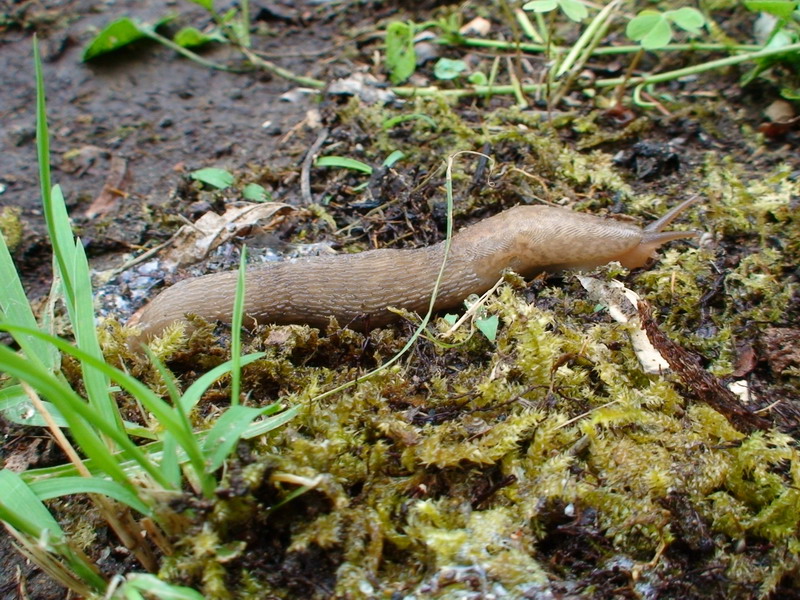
613,47,643,106
515,8,544,44
143,29,244,72
599,41,800,87
230,247,247,407
507,56,528,108
240,0,251,48
241,47,326,89
461,37,760,56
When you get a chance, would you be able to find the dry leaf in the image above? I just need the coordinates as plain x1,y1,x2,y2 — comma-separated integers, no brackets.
162,202,294,267
577,275,669,374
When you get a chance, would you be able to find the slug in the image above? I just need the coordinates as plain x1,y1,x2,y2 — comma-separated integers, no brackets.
128,198,698,342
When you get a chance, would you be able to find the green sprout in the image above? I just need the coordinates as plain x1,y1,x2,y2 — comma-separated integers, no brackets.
523,0,589,23
385,21,417,84
626,7,706,50
190,167,235,189
434,57,469,80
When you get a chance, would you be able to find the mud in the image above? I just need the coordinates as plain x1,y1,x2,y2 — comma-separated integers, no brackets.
1,0,332,297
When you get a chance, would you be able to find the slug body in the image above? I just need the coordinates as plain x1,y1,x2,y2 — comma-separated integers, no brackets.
129,202,696,341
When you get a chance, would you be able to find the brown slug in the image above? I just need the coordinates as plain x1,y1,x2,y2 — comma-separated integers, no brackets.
127,199,698,342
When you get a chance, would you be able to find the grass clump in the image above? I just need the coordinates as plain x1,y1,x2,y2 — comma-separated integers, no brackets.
0,42,297,599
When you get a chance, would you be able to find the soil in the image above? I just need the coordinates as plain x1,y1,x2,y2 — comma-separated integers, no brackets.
1,0,799,598
1,0,345,298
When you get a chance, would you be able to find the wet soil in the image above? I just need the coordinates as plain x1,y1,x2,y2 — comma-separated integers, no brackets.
1,0,334,297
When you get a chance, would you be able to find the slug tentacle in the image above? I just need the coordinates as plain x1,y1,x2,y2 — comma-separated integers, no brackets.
644,196,700,233
128,201,698,344
616,196,700,268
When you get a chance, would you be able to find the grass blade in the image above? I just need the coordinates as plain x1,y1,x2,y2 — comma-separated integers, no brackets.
179,352,265,412
0,469,64,539
203,404,276,472
145,349,214,496
0,234,56,370
315,156,374,174
230,247,247,406
120,574,205,600
29,477,152,517
35,42,122,433
0,470,107,591
0,345,161,487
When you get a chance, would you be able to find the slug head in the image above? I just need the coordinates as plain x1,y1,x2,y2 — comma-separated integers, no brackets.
616,230,699,269
616,196,701,268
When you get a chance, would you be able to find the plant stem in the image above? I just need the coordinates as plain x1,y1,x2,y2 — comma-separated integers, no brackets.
240,47,326,89
143,29,243,72
391,82,543,99
613,47,643,106
515,7,543,43
598,41,800,87
241,0,251,48
507,56,528,108
392,42,800,100
461,37,760,56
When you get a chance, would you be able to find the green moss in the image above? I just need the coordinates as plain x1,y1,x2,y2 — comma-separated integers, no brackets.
0,206,23,251
110,71,800,598
149,270,799,596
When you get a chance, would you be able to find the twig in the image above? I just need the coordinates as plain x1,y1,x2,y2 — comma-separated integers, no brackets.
300,128,330,205
109,235,181,278
638,301,770,433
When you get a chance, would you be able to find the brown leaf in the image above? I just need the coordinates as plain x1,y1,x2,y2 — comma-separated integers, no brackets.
84,155,130,219
161,202,295,268
762,327,800,375
731,342,757,378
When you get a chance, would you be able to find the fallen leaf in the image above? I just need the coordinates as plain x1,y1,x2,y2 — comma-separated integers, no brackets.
162,202,294,268
577,275,669,374
762,327,800,374
84,155,130,219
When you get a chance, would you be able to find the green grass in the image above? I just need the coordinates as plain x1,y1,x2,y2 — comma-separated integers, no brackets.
0,38,298,597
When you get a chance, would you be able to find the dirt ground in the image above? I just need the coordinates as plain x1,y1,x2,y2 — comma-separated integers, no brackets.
1,0,347,293
1,0,800,598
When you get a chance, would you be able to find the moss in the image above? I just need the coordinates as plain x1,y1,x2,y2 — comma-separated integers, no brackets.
0,206,23,251
105,66,800,598
147,269,798,596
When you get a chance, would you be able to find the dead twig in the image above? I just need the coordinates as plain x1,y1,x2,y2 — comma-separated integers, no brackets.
638,301,771,433
300,127,330,205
